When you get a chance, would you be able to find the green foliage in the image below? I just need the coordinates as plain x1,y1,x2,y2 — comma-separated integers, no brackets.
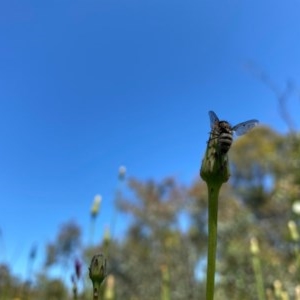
37,275,68,300
0,264,21,300
215,126,300,299
45,221,81,269
1,126,300,299
108,177,200,300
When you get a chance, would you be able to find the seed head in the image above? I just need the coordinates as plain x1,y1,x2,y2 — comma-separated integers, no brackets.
90,195,102,218
118,165,126,180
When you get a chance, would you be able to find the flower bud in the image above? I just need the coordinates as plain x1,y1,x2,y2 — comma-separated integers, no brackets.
89,254,106,285
90,195,102,218
118,165,126,180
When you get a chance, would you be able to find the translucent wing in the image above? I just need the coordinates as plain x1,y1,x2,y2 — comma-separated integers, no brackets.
232,119,259,136
208,111,219,129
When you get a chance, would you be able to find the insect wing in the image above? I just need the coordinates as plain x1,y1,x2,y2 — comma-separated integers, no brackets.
232,119,259,136
208,111,219,129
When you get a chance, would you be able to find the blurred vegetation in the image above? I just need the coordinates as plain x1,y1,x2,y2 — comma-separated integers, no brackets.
1,125,300,300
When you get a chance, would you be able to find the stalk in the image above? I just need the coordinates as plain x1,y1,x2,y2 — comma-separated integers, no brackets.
89,254,107,300
200,128,230,300
250,237,266,300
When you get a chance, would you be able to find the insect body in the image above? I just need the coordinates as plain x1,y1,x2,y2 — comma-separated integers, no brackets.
209,111,259,154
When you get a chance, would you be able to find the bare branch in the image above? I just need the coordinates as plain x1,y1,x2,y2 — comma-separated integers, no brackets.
244,62,297,132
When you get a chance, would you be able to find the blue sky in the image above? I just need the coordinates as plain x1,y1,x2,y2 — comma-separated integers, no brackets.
1,0,300,279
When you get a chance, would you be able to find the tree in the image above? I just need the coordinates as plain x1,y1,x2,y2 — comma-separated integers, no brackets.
44,220,81,277
36,274,68,300
100,177,202,300
193,125,300,299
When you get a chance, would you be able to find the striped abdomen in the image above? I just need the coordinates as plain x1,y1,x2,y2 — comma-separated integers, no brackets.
218,132,233,154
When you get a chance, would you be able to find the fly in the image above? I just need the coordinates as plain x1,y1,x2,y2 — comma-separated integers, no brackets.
209,111,259,154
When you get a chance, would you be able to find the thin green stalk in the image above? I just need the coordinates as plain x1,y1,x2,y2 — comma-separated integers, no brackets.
111,166,126,241
252,256,265,300
250,237,266,300
288,220,300,268
161,264,170,300
89,254,107,300
200,120,230,300
92,282,102,300
72,284,78,300
206,183,222,300
89,217,96,246
90,195,102,245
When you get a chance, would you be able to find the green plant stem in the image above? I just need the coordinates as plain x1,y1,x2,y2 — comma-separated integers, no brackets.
252,255,266,300
250,237,266,300
200,120,230,300
89,217,96,245
92,282,102,300
161,265,170,300
72,285,78,300
252,253,265,300
89,254,106,300
206,182,222,300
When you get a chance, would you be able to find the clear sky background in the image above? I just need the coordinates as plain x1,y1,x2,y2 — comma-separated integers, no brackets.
1,0,300,279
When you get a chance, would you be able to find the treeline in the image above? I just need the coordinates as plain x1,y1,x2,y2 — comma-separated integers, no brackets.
1,126,300,300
